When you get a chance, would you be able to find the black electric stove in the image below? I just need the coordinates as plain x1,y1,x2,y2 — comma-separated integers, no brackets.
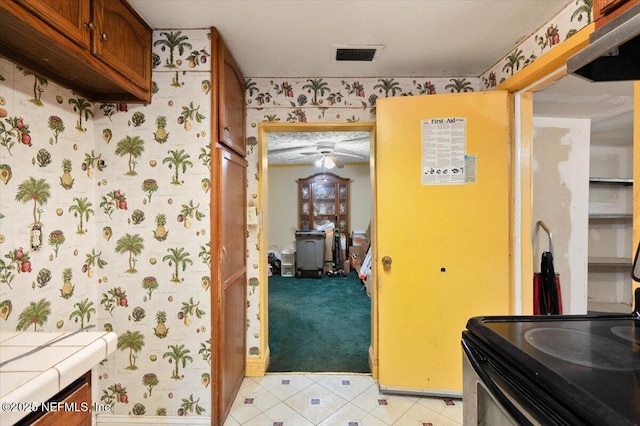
462,289,640,426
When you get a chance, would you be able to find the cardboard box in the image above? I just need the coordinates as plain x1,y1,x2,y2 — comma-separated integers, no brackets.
324,229,333,261
351,230,367,246
364,274,372,297
349,245,365,273
349,246,365,262
363,222,371,250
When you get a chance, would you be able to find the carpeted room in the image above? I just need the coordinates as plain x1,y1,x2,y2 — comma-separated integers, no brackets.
267,160,372,373
267,272,371,373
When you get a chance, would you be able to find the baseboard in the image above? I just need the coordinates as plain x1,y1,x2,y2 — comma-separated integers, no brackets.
379,385,462,398
368,345,378,378
245,346,270,376
97,415,211,424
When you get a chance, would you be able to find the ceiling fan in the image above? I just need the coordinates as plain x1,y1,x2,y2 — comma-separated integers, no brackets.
301,142,344,168
268,133,370,167
298,141,368,169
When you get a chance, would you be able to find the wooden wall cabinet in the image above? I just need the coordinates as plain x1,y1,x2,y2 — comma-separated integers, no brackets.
209,27,247,426
91,0,152,93
15,0,91,48
593,0,639,28
211,28,246,156
297,172,350,234
0,0,152,103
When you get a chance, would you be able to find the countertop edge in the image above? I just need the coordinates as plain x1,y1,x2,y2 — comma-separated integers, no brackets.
0,331,117,425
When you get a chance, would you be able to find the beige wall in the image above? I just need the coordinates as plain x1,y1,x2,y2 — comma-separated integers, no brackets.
267,163,371,253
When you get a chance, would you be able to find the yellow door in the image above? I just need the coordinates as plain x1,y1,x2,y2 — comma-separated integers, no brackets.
376,91,512,395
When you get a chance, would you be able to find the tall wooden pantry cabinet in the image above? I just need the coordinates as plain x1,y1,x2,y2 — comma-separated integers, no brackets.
210,27,247,426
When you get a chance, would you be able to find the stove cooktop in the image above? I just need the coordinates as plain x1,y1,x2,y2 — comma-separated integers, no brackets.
466,313,640,425
524,324,639,370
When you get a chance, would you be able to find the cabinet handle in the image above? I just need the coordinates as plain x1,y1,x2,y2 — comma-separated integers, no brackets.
84,22,95,31
99,32,108,41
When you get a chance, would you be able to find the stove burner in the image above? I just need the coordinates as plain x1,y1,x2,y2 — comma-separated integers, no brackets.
524,327,640,371
610,325,640,344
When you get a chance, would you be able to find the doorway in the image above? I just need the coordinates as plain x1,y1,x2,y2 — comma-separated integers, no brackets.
257,122,378,374
532,74,635,314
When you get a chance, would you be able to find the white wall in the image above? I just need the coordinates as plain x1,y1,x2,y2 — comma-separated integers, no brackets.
533,116,591,314
268,163,371,252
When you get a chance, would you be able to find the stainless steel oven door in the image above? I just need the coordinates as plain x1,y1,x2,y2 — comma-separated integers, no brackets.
463,351,541,425
462,330,600,426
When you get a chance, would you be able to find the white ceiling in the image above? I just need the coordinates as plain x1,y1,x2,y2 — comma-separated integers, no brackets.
128,1,634,162
267,131,371,166
534,75,635,144
128,0,570,78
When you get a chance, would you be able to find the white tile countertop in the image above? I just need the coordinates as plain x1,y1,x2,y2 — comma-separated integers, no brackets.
0,331,116,426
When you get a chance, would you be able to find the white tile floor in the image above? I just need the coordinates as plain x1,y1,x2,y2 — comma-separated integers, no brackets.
225,373,463,426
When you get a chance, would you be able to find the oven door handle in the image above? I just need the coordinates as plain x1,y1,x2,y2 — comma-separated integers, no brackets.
462,339,535,426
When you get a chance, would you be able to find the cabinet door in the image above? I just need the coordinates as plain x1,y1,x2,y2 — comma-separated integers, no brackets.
596,0,630,15
32,377,91,425
312,181,337,227
212,147,247,425
217,40,246,156
594,0,638,26
15,0,90,48
299,182,311,229
337,182,348,233
91,0,152,91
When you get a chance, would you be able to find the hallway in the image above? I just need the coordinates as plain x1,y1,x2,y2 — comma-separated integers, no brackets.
224,373,463,425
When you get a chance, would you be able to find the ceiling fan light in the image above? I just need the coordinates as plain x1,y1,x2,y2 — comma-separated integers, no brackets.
315,158,323,167
324,157,336,169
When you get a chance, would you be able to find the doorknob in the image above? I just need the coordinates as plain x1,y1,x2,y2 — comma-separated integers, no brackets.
382,256,392,268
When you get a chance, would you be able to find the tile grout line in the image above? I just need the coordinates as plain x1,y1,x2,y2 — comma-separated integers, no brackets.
227,374,463,426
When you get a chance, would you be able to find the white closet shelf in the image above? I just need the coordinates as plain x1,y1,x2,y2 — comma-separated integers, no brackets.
589,177,633,185
587,301,633,314
588,256,631,266
588,213,632,220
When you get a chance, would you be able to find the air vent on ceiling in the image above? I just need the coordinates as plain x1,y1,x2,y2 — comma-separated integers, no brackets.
336,48,376,61
332,45,383,62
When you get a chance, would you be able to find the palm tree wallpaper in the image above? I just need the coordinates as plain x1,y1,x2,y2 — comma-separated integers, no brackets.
0,4,589,422
481,0,591,88
0,29,213,420
15,176,51,226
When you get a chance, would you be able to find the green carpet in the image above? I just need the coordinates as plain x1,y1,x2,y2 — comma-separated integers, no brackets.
268,271,371,373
